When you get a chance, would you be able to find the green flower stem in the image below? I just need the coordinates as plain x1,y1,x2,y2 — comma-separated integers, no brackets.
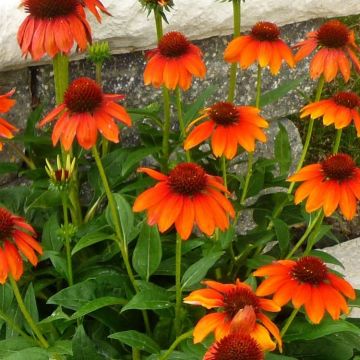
9,276,49,348
95,61,109,156
53,53,69,105
132,348,141,360
0,308,37,343
286,210,323,259
154,10,171,170
6,142,36,170
240,65,261,205
91,146,151,334
53,53,82,226
154,9,164,41
227,0,241,102
280,308,299,337
240,152,254,206
176,88,191,162
221,156,228,188
175,234,183,337
288,76,325,195
333,129,342,154
159,329,193,360
304,213,325,256
61,194,73,286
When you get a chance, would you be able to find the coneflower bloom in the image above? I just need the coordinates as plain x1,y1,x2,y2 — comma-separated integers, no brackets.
224,21,295,75
144,31,206,91
294,20,360,82
183,279,282,351
38,77,132,150
81,0,110,22
0,90,18,151
184,102,268,159
300,91,360,134
133,163,235,240
18,0,92,60
204,333,264,360
288,153,360,220
254,256,356,324
0,207,43,283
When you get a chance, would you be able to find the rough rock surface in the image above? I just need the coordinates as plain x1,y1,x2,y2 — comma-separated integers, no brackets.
1,0,360,70
323,239,360,317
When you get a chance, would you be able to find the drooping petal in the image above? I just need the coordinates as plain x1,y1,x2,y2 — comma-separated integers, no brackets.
193,312,227,343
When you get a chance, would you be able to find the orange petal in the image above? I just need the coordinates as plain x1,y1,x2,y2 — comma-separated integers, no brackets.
304,287,325,324
137,167,167,181
294,177,323,204
184,120,215,150
291,282,311,309
273,280,298,307
133,183,170,212
193,312,227,343
251,323,276,351
0,248,9,284
257,312,283,352
288,164,322,182
194,194,216,236
175,196,195,240
211,126,227,157
339,183,357,220
76,113,98,149
157,193,183,232
322,180,340,217
4,241,23,281
14,237,38,266
323,49,339,82
38,104,66,128
224,35,253,63
310,48,328,80
327,273,356,299
255,275,289,297
183,288,224,309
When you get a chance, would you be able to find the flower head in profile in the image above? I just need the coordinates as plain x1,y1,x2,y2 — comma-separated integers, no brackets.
18,0,92,60
288,153,360,220
294,20,360,82
80,0,110,22
133,163,235,240
0,207,43,282
0,90,18,151
224,21,295,75
254,256,356,324
184,279,282,351
144,31,206,91
300,91,360,134
204,333,264,360
184,102,268,159
45,154,76,191
38,77,132,150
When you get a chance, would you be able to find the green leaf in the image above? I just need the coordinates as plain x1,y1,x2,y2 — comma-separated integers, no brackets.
72,325,103,360
133,223,162,281
0,163,19,175
265,354,297,360
274,122,291,176
106,193,135,244
4,348,49,360
72,232,114,255
273,218,290,257
0,338,36,358
25,190,61,211
181,251,224,290
121,289,172,312
39,306,70,324
307,224,332,249
183,85,217,126
259,76,305,108
48,340,73,356
109,330,161,354
70,296,127,319
284,317,360,342
47,279,99,310
42,214,62,251
246,255,275,270
310,250,345,269
121,147,160,176
24,283,38,325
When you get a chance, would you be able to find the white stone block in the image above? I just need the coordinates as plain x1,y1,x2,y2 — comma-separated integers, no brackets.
0,0,359,70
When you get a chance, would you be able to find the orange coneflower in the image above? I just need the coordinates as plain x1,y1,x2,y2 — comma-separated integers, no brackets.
37,77,132,150
184,102,268,159
254,256,356,324
18,0,92,60
294,20,360,82
224,21,295,75
204,333,264,360
0,207,43,282
80,0,110,22
288,153,360,220
183,279,282,351
300,91,360,134
133,163,235,240
144,31,206,91
0,90,18,151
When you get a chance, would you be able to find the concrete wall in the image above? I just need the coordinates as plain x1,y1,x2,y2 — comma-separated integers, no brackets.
1,0,360,71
